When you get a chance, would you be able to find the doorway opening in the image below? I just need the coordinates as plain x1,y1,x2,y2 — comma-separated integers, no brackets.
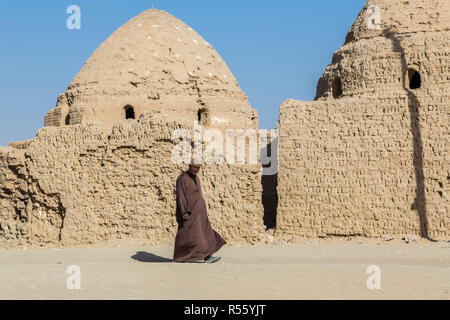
332,77,343,98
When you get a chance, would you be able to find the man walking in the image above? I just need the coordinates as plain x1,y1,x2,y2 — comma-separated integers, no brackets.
173,162,226,263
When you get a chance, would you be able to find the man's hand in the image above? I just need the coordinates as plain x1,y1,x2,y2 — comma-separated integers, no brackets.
182,212,191,221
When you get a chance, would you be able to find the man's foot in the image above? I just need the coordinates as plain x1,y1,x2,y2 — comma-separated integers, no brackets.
204,255,221,263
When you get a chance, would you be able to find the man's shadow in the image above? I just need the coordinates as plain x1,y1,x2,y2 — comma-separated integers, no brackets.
131,251,173,263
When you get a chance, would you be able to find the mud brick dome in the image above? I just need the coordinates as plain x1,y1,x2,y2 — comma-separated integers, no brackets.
277,0,450,241
45,9,258,130
345,0,450,43
1,9,265,247
316,0,450,99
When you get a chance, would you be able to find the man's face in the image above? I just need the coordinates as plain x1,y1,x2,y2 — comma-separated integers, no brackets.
188,165,201,176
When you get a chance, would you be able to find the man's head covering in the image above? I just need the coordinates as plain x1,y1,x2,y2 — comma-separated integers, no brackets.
189,158,202,168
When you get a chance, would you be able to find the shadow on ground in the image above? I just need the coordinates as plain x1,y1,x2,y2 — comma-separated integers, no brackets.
131,251,173,263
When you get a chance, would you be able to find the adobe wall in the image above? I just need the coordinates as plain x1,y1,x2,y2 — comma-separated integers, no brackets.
276,1,449,241
0,147,29,243
277,91,449,241
0,112,265,248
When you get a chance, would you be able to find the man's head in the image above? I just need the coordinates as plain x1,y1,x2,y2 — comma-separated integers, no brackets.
188,162,201,176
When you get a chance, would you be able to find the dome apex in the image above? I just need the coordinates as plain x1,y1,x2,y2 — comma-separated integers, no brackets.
345,0,450,44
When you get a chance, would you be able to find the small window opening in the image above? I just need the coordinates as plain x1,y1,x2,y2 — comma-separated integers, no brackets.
124,105,135,119
408,69,421,90
65,114,71,126
332,77,343,98
198,108,209,126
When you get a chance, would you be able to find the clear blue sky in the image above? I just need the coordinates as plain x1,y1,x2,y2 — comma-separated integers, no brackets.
0,0,366,146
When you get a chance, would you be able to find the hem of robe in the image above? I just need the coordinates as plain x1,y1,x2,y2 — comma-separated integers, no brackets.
173,237,226,263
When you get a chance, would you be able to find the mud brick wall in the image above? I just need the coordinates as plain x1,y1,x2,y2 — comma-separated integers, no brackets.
276,0,449,241
0,112,265,248
277,92,449,241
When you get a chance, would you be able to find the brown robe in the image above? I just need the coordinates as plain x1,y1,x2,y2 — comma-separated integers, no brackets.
173,171,226,262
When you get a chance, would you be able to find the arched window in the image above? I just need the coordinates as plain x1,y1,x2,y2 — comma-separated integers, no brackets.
65,114,71,125
124,105,135,119
408,69,421,90
332,77,343,99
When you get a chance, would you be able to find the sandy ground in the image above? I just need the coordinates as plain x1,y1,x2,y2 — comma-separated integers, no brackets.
0,238,449,300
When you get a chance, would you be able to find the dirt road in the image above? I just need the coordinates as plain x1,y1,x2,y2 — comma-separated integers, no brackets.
0,239,449,299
